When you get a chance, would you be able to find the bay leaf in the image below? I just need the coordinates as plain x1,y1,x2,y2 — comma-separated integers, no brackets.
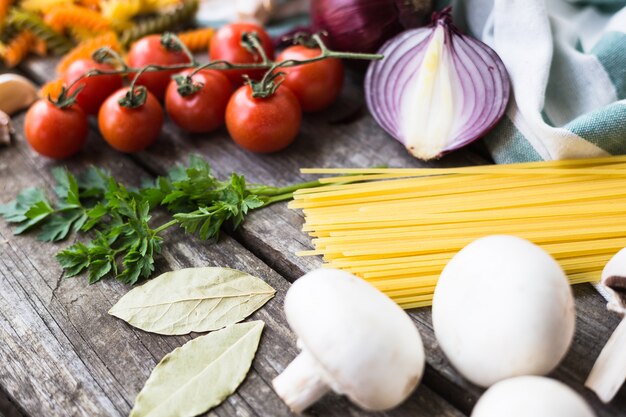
109,267,275,335
130,320,264,417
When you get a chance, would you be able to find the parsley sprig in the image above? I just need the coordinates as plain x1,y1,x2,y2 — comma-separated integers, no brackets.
0,156,320,284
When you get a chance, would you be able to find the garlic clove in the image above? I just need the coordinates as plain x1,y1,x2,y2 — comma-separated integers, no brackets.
599,247,626,315
0,74,38,116
0,111,13,146
585,247,626,403
585,317,626,403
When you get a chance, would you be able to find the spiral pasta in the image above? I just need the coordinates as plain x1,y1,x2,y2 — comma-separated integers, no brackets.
77,0,101,10
19,0,71,13
0,30,35,67
119,0,198,46
0,0,13,31
99,0,181,30
44,5,111,34
39,78,64,100
177,27,214,52
99,0,142,29
69,26,100,42
56,30,120,73
8,9,72,55
30,35,48,55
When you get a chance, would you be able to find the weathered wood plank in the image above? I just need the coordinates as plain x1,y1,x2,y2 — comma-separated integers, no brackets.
0,110,464,417
17,56,626,416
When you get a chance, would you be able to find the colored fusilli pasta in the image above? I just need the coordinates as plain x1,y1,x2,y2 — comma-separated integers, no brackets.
56,30,120,73
19,0,72,13
8,9,72,54
0,30,35,67
177,27,214,52
39,77,64,100
0,0,13,32
119,0,198,46
44,5,111,34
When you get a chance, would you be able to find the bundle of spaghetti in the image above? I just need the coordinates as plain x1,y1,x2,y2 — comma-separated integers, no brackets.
291,155,626,310
56,30,120,73
43,4,111,34
177,27,214,52
0,30,36,67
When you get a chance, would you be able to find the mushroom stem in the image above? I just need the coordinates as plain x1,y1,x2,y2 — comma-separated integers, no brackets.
585,316,626,403
273,349,331,413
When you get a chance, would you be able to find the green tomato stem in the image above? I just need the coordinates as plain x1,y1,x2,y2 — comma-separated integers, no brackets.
53,33,382,108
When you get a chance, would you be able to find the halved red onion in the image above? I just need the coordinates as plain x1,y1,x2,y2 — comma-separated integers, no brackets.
365,8,510,160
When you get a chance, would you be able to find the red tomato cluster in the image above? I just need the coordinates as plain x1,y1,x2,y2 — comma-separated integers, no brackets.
24,23,345,159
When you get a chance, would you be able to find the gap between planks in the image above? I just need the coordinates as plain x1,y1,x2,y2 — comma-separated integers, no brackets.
17,56,626,416
0,113,466,417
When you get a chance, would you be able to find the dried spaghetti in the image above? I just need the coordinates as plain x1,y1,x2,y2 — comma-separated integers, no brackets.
291,156,626,309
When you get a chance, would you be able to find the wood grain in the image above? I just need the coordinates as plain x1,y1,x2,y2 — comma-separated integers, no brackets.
0,110,464,417
7,55,626,417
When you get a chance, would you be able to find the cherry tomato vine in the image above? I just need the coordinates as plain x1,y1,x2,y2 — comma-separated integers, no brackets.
58,31,381,109
28,28,381,159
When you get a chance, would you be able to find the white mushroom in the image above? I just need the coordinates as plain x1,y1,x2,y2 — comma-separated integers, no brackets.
272,268,425,413
471,376,596,417
585,247,626,403
432,235,576,387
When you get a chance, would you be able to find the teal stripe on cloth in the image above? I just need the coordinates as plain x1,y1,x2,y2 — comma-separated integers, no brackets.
566,0,626,5
567,102,626,154
592,31,626,99
483,116,544,163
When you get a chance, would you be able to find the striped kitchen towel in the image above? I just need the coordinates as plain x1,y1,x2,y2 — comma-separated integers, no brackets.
446,0,626,164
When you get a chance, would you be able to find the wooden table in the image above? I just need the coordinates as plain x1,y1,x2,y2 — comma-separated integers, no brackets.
1,57,625,417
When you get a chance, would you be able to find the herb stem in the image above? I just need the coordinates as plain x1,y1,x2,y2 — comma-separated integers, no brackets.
153,219,179,234
260,193,297,206
250,180,322,196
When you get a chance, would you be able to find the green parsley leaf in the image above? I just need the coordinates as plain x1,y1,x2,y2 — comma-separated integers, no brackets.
3,154,319,285
38,210,87,242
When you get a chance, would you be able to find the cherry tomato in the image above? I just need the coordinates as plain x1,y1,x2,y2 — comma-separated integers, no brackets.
24,100,88,159
277,45,344,112
165,69,232,133
209,22,274,85
127,35,191,100
63,59,124,115
226,84,301,153
98,88,163,153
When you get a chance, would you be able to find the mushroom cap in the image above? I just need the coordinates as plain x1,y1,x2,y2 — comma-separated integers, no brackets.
471,376,596,417
284,268,425,411
432,235,575,387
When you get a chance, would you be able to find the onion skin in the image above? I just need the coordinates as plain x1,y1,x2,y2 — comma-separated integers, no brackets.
310,0,433,53
364,8,511,160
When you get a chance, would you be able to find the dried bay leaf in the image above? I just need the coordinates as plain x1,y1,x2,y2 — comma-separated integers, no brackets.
109,267,275,335
130,320,264,417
